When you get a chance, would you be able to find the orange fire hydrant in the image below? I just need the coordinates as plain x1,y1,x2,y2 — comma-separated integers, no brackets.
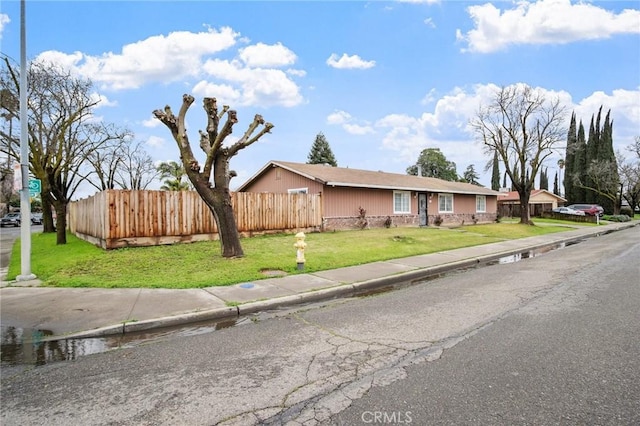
294,232,307,271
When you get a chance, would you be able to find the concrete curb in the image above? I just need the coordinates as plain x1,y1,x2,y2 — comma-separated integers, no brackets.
14,221,640,340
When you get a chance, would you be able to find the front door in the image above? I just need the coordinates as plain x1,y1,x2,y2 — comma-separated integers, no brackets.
419,193,428,226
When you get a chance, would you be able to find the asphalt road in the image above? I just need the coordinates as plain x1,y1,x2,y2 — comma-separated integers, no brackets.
330,231,640,425
1,226,638,425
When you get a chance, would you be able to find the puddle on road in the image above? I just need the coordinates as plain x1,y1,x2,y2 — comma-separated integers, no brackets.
2,240,586,368
490,241,580,265
1,317,246,368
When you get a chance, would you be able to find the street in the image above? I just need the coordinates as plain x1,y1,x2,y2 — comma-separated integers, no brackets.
1,226,639,425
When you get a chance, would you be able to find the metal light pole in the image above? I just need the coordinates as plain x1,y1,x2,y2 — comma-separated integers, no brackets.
17,0,35,281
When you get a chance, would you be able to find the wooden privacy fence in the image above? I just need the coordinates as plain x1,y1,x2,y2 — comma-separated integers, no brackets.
68,190,323,249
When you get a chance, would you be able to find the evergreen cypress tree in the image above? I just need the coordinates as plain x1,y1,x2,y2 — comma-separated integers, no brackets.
585,116,598,203
553,172,559,195
595,109,619,212
307,132,338,166
491,150,500,191
564,112,577,203
574,121,588,202
539,167,549,190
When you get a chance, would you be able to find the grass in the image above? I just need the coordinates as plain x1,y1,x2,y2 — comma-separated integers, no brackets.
6,221,589,289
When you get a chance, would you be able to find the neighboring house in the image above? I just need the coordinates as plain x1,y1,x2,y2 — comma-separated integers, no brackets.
237,161,499,229
497,189,566,217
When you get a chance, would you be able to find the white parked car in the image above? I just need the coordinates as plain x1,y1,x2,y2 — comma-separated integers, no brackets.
552,206,586,216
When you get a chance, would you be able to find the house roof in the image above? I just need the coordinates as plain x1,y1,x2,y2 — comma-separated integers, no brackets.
238,160,500,196
497,189,567,203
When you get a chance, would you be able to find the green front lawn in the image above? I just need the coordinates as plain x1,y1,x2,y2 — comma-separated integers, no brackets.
7,221,582,289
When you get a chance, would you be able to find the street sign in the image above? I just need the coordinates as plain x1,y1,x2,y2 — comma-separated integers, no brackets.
28,178,41,196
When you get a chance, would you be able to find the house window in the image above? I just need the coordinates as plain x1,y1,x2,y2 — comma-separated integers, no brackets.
476,195,486,213
288,188,308,194
438,193,453,213
393,191,411,214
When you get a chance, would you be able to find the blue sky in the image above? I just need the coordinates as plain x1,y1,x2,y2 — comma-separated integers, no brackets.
1,0,639,196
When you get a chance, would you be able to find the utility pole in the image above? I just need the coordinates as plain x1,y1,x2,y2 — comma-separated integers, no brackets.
17,0,35,281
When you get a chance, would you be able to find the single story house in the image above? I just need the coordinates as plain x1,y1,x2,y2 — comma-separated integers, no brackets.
237,161,500,229
497,189,566,217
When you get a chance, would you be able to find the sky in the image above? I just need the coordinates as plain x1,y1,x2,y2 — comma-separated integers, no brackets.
1,0,639,197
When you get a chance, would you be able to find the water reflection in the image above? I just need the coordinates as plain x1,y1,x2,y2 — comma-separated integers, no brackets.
1,316,245,367
1,326,111,366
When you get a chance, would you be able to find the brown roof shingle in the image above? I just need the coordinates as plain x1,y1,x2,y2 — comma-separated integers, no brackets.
240,161,499,196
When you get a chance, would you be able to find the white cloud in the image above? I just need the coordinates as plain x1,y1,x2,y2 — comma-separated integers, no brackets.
343,123,374,135
146,135,165,148
573,87,640,148
90,93,117,109
458,0,640,53
327,110,352,125
142,117,162,128
374,82,640,179
327,110,374,135
326,53,376,69
423,17,436,28
287,69,307,77
192,79,243,105
0,14,9,39
36,26,240,90
239,42,297,67
198,59,303,107
34,26,304,108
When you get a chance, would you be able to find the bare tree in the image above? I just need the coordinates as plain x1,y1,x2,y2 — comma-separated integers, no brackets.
85,131,158,191
471,84,566,224
617,137,640,214
1,59,124,243
0,86,19,210
154,95,273,258
116,140,159,190
84,124,134,191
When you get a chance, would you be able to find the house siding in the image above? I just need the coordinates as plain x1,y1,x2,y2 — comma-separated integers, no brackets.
240,163,498,230
430,193,497,226
240,166,324,194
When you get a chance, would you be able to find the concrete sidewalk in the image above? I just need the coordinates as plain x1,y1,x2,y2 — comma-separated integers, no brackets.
1,222,637,339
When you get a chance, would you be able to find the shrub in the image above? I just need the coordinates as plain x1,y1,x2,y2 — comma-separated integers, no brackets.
620,207,634,217
357,206,368,229
606,214,631,222
384,216,392,228
434,215,443,226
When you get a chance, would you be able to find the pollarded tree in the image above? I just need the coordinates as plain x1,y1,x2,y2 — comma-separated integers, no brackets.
153,95,273,258
471,84,566,225
407,148,458,181
307,132,337,166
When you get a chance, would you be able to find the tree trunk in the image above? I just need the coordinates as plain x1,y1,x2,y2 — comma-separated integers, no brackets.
52,200,67,245
518,190,534,225
41,191,56,233
210,189,243,258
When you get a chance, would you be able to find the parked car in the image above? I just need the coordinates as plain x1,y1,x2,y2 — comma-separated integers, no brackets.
567,204,604,217
31,213,43,225
552,207,586,216
0,212,21,227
